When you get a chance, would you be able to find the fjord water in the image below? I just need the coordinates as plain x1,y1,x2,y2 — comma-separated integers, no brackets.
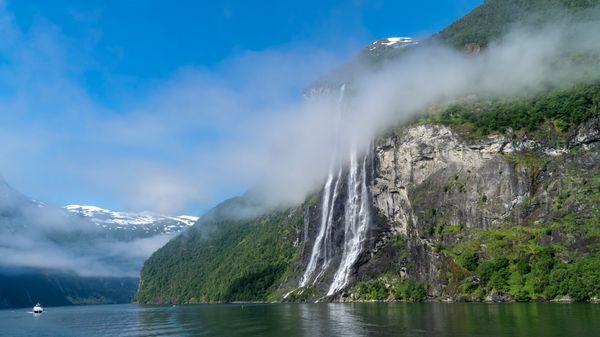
1,303,598,337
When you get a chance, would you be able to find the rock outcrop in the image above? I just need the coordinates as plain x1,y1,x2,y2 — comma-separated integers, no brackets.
333,117,600,300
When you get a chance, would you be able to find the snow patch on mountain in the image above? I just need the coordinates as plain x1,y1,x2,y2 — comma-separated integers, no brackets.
368,37,418,51
64,204,198,235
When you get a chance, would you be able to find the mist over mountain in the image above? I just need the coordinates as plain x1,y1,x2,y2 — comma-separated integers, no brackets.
0,176,195,308
135,0,600,304
64,204,197,238
200,3,600,216
1,0,599,310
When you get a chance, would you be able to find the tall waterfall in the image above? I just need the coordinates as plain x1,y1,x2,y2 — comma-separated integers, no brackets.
327,150,370,295
300,84,372,295
299,85,346,288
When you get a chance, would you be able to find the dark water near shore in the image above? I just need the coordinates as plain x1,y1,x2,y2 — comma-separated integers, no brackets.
1,302,598,337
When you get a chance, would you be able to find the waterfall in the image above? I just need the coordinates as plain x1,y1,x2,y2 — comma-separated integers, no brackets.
327,150,370,295
300,84,345,287
300,167,342,287
300,84,372,295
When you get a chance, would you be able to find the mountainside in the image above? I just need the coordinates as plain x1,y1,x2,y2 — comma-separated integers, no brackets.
135,0,600,304
64,205,197,238
0,270,138,309
434,0,600,49
0,178,195,308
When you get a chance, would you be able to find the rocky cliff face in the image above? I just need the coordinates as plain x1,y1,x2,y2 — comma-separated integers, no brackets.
136,115,600,304
282,115,600,301
135,0,600,304
355,117,598,300
373,117,600,236
373,124,529,235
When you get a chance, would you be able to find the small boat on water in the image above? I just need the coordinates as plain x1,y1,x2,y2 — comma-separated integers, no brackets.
33,303,43,314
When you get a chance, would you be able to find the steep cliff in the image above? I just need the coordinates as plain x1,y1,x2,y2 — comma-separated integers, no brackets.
135,0,600,303
346,116,600,302
135,107,600,303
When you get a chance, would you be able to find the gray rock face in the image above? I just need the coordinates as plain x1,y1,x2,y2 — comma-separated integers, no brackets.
570,115,600,147
294,117,600,300
365,125,531,296
361,120,598,298
372,125,530,234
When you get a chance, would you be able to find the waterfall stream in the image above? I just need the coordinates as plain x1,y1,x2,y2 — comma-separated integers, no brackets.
327,150,370,295
299,85,346,288
299,84,372,295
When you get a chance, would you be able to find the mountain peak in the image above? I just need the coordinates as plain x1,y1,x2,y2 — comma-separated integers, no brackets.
64,204,111,214
368,37,417,51
64,204,199,234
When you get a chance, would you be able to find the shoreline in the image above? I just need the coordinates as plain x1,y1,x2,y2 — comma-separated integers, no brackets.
135,297,600,306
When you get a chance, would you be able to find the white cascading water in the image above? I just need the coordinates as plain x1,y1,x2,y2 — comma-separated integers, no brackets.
327,150,370,295
300,85,346,288
300,84,372,295
300,167,341,287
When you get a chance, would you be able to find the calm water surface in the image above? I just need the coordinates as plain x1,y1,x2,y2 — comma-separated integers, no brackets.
0,302,598,337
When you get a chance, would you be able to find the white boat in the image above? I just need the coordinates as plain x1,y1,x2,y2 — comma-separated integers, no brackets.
33,303,43,314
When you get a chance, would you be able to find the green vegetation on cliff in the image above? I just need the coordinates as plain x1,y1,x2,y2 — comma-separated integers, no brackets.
428,151,600,302
349,276,428,302
446,232,600,302
135,0,600,304
422,82,600,136
134,198,305,304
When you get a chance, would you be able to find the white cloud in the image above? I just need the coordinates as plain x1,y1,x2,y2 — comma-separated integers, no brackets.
0,2,598,219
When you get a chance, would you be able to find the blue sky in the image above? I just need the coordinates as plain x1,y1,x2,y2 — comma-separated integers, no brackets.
0,0,482,215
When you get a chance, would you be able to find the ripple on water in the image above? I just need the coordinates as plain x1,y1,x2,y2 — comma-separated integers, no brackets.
1,303,599,337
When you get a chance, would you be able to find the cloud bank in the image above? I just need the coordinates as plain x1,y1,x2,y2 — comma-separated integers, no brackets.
0,3,599,220
0,0,354,214
0,179,176,276
0,2,599,276
245,15,600,209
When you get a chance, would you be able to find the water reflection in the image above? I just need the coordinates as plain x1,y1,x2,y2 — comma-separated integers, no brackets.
1,302,598,337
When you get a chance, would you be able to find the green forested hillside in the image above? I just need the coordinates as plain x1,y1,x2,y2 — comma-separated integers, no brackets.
134,198,309,303
0,271,138,308
421,83,600,136
434,0,600,48
135,0,600,304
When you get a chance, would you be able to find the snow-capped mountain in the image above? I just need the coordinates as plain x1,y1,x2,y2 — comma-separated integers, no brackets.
64,204,198,236
303,36,419,97
368,37,417,51
0,176,199,308
365,36,419,58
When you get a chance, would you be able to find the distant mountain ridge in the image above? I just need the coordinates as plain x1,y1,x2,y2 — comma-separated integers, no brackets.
64,204,197,236
0,176,197,308
303,36,418,97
